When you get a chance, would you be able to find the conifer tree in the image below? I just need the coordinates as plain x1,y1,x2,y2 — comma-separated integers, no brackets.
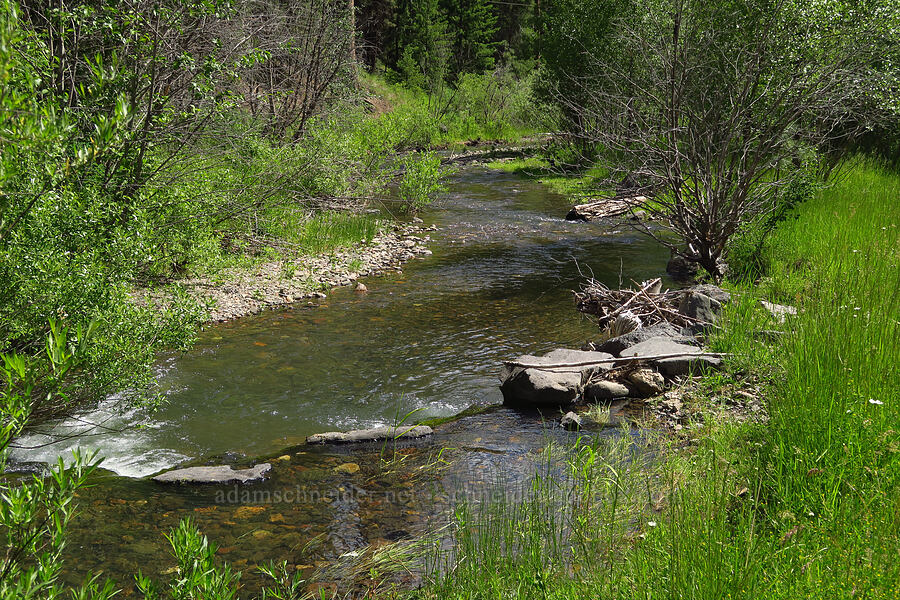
443,0,498,77
393,0,450,90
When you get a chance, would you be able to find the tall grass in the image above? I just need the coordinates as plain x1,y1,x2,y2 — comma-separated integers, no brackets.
414,162,900,599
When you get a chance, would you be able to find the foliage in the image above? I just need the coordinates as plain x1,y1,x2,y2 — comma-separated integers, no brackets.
443,0,498,78
399,152,451,213
392,0,450,91
545,0,900,279
0,322,111,599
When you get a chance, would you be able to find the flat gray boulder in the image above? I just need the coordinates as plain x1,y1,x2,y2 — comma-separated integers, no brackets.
585,380,631,401
596,322,698,357
153,463,271,485
620,337,721,377
306,425,433,445
500,349,614,407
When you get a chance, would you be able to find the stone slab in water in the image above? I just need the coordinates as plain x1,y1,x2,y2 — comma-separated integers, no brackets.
499,349,614,407
152,462,271,484
306,425,433,445
500,367,583,406
585,379,632,401
620,337,721,377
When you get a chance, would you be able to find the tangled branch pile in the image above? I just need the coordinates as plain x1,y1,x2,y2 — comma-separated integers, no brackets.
575,278,706,332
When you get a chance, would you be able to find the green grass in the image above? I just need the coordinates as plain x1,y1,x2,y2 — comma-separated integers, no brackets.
486,156,613,201
411,161,900,599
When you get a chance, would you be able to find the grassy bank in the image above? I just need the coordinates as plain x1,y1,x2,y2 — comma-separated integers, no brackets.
417,162,900,598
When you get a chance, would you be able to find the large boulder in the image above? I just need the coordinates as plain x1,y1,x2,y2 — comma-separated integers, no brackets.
596,321,698,357
306,425,433,445
688,284,731,305
620,336,722,377
153,463,271,485
500,349,614,407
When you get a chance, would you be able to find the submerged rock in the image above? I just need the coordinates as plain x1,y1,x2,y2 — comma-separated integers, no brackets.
500,349,614,407
306,425,433,445
152,463,271,485
620,337,721,377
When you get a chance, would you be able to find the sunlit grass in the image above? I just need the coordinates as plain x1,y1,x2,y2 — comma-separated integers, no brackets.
413,161,900,599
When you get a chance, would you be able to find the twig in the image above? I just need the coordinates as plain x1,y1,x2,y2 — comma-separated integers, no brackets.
505,351,730,370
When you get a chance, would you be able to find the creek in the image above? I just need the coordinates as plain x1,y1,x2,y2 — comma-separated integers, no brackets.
18,164,672,592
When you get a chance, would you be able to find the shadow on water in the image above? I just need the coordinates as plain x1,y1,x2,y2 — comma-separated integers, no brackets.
31,166,670,594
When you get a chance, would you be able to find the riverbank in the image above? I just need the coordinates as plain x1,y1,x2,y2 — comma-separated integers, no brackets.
421,161,900,598
137,221,436,322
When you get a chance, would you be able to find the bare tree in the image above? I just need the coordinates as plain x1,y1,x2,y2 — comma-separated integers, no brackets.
556,0,899,279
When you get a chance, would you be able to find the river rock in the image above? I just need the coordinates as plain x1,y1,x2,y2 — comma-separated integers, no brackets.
627,369,666,397
585,380,631,401
596,322,696,357
561,411,583,430
500,367,583,406
306,425,433,445
679,291,723,325
620,337,722,377
152,463,271,485
666,253,700,279
500,349,614,407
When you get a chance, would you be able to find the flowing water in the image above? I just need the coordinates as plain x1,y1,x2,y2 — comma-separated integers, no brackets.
16,164,672,593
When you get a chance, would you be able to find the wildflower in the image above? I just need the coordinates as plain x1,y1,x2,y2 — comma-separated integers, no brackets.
647,521,657,527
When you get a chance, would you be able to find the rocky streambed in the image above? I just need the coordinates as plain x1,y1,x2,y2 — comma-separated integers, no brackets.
139,221,436,322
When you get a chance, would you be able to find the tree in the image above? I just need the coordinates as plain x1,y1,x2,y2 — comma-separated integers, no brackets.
391,0,450,90
554,0,900,279
443,0,498,78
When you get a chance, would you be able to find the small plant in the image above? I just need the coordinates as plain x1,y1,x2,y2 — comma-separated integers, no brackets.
584,403,611,426
281,261,298,280
399,151,452,213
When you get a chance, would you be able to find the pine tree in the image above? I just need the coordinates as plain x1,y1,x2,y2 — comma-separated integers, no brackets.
443,0,498,77
392,0,450,90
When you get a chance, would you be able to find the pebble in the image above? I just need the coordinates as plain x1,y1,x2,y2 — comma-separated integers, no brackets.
333,463,360,475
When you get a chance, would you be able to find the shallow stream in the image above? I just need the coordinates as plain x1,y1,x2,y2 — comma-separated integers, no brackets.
18,165,672,593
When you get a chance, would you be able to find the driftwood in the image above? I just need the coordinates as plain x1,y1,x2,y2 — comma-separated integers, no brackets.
576,277,705,330
566,195,647,221
504,351,730,370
